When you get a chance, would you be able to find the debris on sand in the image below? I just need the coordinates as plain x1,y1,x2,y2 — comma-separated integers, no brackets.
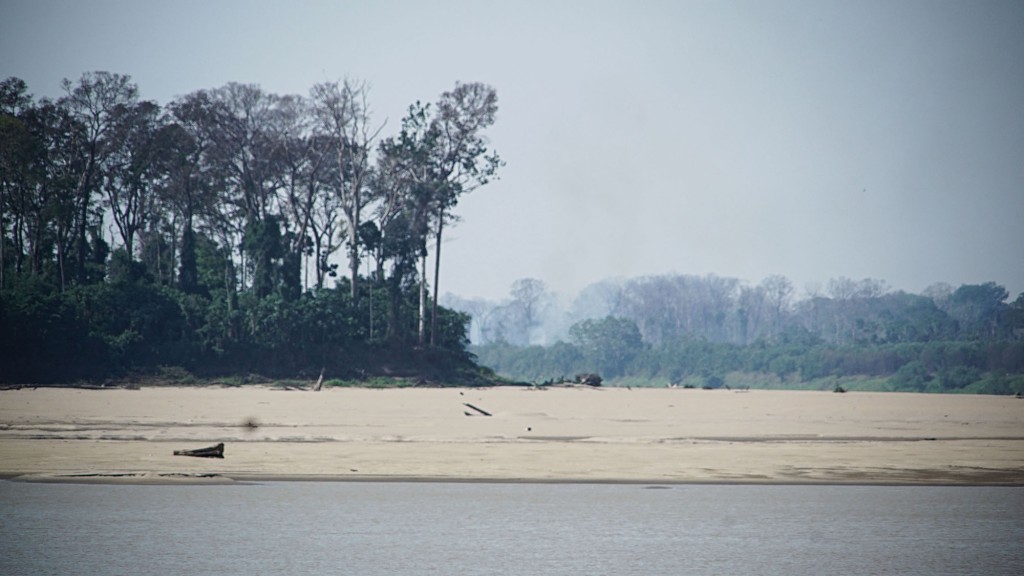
173,442,225,458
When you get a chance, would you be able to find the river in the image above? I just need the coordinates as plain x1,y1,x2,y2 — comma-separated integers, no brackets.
2,481,1021,575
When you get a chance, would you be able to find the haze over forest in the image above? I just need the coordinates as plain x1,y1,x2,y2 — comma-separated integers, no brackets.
443,274,1022,347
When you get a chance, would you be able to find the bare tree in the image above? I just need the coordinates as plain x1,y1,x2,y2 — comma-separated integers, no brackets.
309,79,383,303
269,93,321,293
208,83,281,222
510,278,546,333
761,274,794,337
308,169,343,290
737,284,767,344
202,83,286,291
826,276,858,301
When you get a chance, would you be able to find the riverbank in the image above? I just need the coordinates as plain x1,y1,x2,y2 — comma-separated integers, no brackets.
2,386,1022,485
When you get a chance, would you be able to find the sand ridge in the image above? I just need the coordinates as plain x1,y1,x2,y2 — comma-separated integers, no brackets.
1,386,1022,484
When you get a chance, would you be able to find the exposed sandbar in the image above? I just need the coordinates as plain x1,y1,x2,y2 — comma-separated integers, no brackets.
1,386,1021,485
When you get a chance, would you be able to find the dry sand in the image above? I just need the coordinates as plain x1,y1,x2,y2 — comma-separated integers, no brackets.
1,386,1022,485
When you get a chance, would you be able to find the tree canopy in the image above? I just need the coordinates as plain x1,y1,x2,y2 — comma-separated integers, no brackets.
0,72,502,385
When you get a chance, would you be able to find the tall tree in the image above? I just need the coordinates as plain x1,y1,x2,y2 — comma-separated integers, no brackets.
761,274,794,338
509,277,548,345
426,82,503,345
204,83,284,292
309,172,342,290
0,77,36,287
374,103,436,344
950,282,1010,339
569,316,643,379
310,79,382,304
102,100,163,260
140,97,225,288
60,71,138,287
737,284,766,345
163,90,221,293
268,93,317,296
5,98,86,285
207,83,280,223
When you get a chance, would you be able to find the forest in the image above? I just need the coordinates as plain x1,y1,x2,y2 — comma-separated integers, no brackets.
3,73,1022,394
462,275,1024,394
0,72,504,385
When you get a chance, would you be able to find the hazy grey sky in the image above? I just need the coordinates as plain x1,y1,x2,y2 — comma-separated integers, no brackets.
3,0,1022,300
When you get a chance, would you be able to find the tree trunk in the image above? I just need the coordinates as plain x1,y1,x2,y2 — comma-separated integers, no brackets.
349,201,359,305
57,220,66,292
0,185,5,290
418,252,427,346
313,235,323,290
76,191,88,284
73,153,98,286
169,213,178,286
430,211,444,347
13,211,23,275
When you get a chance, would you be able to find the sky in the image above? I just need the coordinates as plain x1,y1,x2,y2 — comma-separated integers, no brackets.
2,0,1023,302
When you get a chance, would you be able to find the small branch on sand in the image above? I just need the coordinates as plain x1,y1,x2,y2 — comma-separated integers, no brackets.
314,367,325,391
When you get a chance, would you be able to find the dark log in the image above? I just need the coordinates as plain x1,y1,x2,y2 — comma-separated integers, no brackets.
173,443,225,458
463,403,492,417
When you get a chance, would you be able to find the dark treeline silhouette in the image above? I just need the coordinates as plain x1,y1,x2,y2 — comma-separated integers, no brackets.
464,275,1024,394
0,73,502,385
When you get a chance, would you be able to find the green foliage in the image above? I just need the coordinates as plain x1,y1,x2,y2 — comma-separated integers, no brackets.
950,282,1009,339
0,281,102,382
964,373,1024,395
177,225,199,294
108,248,151,284
569,316,644,379
243,215,286,300
937,365,982,391
890,361,931,391
0,278,479,384
471,338,1024,395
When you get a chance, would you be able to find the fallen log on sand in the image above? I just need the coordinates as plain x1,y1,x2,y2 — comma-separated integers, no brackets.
173,443,225,458
463,403,492,416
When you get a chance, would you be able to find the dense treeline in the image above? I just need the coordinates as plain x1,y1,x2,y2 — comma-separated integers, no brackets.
0,73,502,384
468,275,1024,394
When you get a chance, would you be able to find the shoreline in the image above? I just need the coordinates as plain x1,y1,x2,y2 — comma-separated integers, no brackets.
3,387,1022,486
8,471,1024,487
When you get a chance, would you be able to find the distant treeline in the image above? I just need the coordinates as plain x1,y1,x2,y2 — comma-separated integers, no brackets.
0,73,503,385
467,275,1024,394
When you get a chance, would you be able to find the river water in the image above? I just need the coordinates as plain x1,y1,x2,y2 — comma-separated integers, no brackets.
1,481,1021,575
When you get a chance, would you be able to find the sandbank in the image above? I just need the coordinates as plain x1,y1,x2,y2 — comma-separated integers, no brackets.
1,386,1022,485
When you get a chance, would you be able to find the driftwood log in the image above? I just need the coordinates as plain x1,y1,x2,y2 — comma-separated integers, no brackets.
173,443,225,458
463,403,492,417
